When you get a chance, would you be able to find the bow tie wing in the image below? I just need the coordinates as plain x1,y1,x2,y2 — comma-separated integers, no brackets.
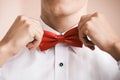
40,30,58,51
64,27,83,47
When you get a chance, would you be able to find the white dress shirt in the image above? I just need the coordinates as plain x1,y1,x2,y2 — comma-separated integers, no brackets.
0,19,120,80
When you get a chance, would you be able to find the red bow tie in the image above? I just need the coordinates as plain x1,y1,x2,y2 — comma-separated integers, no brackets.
39,27,83,51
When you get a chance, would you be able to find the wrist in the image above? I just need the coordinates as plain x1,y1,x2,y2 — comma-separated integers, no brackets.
108,40,120,61
0,41,15,67
0,40,15,57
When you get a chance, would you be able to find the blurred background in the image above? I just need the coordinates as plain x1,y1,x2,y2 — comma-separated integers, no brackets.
0,0,120,40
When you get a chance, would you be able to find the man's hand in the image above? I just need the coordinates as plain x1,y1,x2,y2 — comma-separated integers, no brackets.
0,15,43,64
78,12,120,60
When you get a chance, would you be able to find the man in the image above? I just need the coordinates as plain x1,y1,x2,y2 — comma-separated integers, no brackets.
0,0,120,80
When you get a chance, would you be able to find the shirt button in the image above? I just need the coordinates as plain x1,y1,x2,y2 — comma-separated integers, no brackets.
59,62,64,67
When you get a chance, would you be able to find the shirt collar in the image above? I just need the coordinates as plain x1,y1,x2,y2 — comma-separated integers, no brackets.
40,18,78,35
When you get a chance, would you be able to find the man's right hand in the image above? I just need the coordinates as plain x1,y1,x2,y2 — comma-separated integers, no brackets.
0,15,43,66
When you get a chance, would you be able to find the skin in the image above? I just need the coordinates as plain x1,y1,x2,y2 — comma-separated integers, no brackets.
0,0,120,67
0,16,43,66
41,0,88,32
78,12,120,61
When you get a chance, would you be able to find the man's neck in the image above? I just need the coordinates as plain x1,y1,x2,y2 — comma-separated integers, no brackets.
41,5,87,33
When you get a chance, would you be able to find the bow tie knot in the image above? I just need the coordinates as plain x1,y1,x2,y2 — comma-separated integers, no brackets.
57,35,65,42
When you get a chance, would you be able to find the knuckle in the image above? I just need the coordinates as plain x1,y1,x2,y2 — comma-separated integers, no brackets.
17,15,24,20
93,12,101,17
90,12,103,21
81,15,85,19
17,15,23,19
22,20,27,24
85,22,91,29
25,24,32,32
17,15,27,21
86,21,90,26
26,24,31,29
23,20,30,24
90,17,96,21
94,12,99,16
81,15,87,20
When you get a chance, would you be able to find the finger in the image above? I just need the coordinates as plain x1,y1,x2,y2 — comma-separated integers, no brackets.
26,30,43,50
27,40,40,51
27,39,40,51
78,14,92,29
81,36,95,50
81,35,95,47
26,43,35,50
79,25,95,50
78,12,98,30
87,45,95,50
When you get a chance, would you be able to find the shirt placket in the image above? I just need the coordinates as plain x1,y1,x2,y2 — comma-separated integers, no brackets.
54,43,68,80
